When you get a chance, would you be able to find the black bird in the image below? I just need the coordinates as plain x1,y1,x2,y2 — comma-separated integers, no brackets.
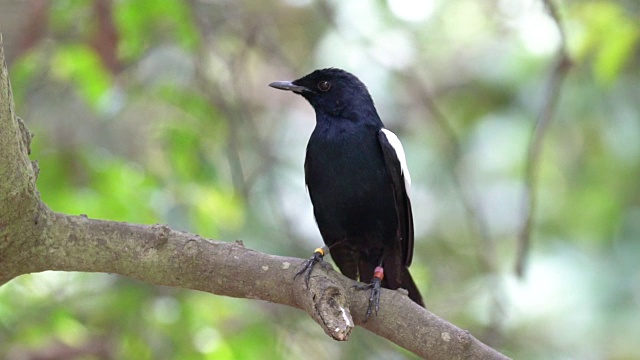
269,68,424,316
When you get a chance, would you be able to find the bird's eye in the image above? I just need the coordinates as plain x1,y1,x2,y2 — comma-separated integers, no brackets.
317,81,331,92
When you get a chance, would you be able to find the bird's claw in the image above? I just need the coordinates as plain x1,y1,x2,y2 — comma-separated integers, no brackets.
353,277,382,321
295,251,324,289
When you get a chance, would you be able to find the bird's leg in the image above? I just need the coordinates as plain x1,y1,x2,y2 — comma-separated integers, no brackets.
295,245,330,288
353,266,384,321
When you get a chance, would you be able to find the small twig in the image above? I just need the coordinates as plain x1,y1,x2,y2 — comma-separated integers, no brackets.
515,0,572,277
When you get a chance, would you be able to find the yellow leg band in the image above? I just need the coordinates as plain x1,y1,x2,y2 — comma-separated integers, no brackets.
314,247,325,256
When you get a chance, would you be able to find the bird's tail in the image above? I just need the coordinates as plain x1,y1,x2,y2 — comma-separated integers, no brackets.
401,268,424,307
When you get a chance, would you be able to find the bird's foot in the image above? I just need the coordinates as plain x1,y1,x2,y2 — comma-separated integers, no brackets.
295,246,329,289
353,266,384,321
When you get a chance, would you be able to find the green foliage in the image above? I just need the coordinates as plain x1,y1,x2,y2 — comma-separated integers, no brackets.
572,2,640,85
155,87,227,182
2,0,640,359
35,143,160,224
49,0,93,34
6,51,43,107
50,44,113,110
114,0,200,60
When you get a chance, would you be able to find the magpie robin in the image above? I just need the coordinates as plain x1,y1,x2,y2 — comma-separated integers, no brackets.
269,68,424,318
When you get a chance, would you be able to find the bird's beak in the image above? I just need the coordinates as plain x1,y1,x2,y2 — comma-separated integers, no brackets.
269,81,310,94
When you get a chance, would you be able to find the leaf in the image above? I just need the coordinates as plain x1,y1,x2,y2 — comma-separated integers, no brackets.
114,0,200,60
50,44,112,109
594,22,639,84
572,2,640,85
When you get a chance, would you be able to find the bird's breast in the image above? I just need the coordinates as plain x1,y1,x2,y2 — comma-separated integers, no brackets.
305,123,395,223
306,125,385,195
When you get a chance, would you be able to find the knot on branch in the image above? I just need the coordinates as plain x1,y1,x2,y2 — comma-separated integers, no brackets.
17,117,33,155
147,224,170,250
456,329,472,348
315,284,353,341
294,261,354,341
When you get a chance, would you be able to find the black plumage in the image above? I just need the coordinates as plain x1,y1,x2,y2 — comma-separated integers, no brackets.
269,68,424,314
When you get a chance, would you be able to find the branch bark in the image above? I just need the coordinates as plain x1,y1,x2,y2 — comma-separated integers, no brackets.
0,38,509,360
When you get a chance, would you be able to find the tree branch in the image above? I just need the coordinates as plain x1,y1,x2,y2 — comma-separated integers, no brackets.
3,210,507,359
515,0,572,277
0,37,508,359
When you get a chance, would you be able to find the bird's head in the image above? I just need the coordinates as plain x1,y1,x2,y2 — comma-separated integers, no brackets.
269,68,379,122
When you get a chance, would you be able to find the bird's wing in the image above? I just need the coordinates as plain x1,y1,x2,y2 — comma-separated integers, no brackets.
378,129,414,267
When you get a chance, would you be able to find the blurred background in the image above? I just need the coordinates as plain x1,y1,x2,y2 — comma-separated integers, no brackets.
0,0,639,359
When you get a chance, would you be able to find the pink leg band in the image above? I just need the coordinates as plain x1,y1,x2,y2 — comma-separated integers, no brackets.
373,266,384,281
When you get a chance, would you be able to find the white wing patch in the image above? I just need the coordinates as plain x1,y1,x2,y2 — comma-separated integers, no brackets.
381,128,412,196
